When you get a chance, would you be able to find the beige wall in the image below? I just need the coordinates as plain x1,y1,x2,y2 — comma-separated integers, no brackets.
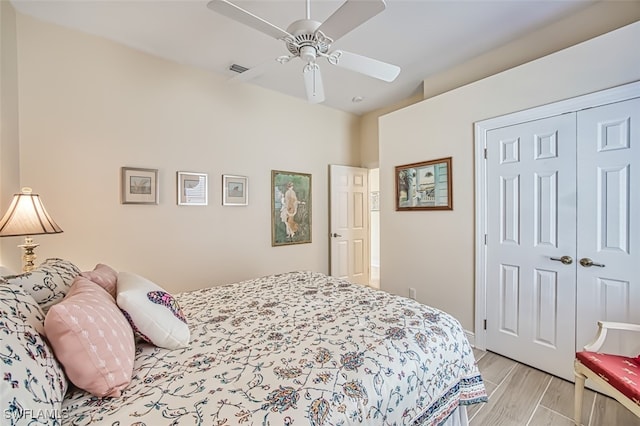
9,14,360,293
379,22,640,332
0,1,21,268
359,93,423,169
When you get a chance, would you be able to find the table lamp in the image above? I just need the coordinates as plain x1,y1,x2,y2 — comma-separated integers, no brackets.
0,187,63,272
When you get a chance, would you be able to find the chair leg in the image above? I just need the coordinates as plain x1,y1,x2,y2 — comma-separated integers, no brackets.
574,369,586,426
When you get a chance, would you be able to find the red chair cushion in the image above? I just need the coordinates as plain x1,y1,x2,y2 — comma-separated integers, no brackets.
576,351,640,405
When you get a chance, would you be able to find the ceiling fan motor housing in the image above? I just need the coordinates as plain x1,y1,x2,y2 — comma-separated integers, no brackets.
285,19,332,61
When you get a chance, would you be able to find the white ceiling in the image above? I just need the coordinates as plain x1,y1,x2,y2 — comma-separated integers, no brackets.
11,0,595,115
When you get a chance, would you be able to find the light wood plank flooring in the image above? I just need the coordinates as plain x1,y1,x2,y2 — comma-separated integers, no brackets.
468,349,640,426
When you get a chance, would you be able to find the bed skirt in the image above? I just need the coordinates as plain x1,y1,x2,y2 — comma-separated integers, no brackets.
441,406,469,426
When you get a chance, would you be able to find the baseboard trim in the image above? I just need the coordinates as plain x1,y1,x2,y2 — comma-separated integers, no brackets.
465,329,475,347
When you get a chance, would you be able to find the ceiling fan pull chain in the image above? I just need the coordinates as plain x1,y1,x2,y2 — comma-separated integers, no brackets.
303,62,323,101
312,65,317,94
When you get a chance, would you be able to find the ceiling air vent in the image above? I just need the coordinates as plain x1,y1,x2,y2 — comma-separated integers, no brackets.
229,64,248,74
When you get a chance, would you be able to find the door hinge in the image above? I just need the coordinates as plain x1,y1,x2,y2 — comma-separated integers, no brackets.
484,148,487,159
484,234,487,245
483,319,487,330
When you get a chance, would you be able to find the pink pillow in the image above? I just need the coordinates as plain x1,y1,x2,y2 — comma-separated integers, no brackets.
80,263,118,297
44,276,135,397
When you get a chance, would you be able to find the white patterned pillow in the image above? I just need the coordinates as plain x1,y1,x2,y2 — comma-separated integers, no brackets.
1,258,80,313
0,283,68,425
117,271,190,350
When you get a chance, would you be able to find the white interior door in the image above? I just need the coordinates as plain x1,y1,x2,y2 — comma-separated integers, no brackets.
484,96,640,381
486,114,578,381
576,97,640,356
329,165,369,285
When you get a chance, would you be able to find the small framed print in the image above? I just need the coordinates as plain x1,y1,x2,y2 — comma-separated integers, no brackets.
177,172,208,206
222,175,248,206
370,191,380,211
121,167,158,205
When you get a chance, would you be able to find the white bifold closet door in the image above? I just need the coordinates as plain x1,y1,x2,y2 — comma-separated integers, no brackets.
485,97,639,381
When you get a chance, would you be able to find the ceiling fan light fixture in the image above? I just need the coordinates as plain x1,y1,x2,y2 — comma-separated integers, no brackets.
299,45,317,63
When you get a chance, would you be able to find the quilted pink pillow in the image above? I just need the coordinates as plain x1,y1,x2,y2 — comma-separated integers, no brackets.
80,263,118,297
44,276,135,397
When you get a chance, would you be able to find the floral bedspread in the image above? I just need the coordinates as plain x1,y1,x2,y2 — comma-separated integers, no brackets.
62,271,486,425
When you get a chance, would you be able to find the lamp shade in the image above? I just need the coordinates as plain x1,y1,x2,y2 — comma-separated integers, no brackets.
0,188,63,237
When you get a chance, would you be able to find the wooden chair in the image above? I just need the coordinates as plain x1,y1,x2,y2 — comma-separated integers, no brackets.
574,321,640,425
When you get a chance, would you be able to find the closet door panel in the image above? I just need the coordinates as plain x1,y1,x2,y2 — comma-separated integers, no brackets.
576,97,640,356
485,114,577,381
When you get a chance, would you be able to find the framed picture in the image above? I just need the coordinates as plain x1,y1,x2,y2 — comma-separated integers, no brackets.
370,191,380,211
121,167,158,205
222,175,249,206
271,170,311,246
177,172,208,206
395,157,453,210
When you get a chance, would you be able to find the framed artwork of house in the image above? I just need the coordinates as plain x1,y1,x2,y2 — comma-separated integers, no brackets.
395,157,452,211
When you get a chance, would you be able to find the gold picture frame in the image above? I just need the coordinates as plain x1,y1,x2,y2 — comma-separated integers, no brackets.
395,157,453,210
271,170,311,246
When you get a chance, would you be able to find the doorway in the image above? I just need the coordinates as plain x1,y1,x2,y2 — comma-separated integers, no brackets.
369,168,380,289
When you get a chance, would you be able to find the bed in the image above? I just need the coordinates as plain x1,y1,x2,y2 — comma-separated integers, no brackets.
1,261,486,426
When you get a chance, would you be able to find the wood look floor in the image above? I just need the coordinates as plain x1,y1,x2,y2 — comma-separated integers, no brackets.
468,349,640,426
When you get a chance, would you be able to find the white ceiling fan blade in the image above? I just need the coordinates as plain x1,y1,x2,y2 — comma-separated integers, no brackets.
207,0,292,40
328,50,400,82
316,0,386,42
303,63,325,104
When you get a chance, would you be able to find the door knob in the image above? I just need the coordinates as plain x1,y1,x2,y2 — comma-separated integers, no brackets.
579,258,605,268
331,233,342,238
550,255,573,265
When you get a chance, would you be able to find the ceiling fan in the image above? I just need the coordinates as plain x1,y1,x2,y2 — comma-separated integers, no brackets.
206,0,401,103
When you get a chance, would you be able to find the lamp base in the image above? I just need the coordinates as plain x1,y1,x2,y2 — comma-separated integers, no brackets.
18,236,39,273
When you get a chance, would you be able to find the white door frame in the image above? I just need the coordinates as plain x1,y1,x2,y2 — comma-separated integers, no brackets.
474,80,640,350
